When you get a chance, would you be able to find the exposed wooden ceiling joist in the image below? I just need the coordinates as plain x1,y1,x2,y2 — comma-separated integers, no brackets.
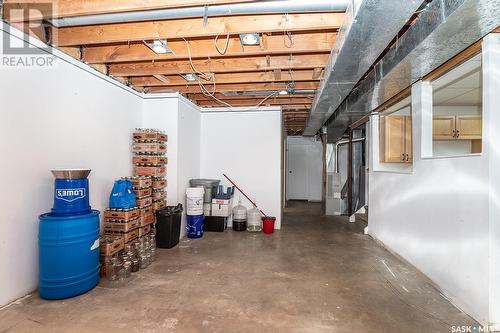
186,93,315,101
142,81,319,94
109,53,329,76
197,99,313,106
53,13,343,46
82,32,335,64
3,0,259,21
130,70,321,86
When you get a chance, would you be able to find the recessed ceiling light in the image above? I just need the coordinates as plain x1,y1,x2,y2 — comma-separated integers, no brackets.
278,90,289,95
183,73,198,82
239,33,260,46
144,39,172,54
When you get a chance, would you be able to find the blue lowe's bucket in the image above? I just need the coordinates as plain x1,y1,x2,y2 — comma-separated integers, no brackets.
187,214,205,239
51,170,91,215
38,210,100,300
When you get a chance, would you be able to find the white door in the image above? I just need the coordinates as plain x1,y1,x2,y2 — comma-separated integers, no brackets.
286,143,308,200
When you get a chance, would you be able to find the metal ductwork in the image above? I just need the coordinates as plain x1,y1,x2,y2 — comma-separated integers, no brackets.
325,0,500,143
50,0,349,27
303,0,425,136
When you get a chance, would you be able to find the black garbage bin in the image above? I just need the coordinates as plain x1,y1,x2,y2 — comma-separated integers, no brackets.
155,204,183,249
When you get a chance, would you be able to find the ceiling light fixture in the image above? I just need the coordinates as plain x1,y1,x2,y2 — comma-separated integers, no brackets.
144,39,173,54
239,33,260,46
183,73,198,82
278,90,289,95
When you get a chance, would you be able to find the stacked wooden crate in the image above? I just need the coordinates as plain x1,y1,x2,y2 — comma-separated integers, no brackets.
132,128,168,220
103,207,141,243
128,176,155,237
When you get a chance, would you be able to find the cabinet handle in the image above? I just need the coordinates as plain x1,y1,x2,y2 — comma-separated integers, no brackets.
401,153,405,161
456,130,459,138
452,129,456,138
406,154,409,162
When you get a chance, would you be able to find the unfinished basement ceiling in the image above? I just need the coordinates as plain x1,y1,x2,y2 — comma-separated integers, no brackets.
2,0,348,135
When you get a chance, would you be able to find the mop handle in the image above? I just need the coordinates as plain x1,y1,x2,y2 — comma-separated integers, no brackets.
223,174,267,216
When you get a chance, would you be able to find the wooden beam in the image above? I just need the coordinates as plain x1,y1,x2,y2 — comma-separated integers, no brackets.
312,67,323,80
109,54,329,76
3,0,259,21
142,81,319,94
197,99,313,106
130,70,321,86
273,69,282,81
81,32,335,63
54,13,343,46
187,93,315,101
152,74,171,84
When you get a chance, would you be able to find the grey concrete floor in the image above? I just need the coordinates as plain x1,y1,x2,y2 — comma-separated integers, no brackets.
0,201,475,333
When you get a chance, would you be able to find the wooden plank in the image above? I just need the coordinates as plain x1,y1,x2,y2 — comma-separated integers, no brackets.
82,32,335,63
197,99,313,106
312,67,323,79
187,93,315,101
109,54,329,76
3,0,259,21
273,69,282,80
152,74,171,84
130,70,321,86
142,81,319,93
54,13,343,46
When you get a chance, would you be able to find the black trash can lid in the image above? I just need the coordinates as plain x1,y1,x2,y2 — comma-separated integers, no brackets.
157,203,183,216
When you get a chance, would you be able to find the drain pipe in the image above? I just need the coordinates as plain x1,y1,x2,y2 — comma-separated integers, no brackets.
51,0,349,27
334,137,365,173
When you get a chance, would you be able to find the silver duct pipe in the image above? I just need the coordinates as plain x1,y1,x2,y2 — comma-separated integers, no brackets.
303,0,425,136
325,0,500,143
50,0,349,27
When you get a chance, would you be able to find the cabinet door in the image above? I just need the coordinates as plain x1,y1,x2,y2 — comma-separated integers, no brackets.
433,116,456,140
381,115,406,163
456,116,482,140
404,116,413,163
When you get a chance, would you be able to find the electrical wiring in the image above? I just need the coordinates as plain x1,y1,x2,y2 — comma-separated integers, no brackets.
214,34,230,55
180,37,284,110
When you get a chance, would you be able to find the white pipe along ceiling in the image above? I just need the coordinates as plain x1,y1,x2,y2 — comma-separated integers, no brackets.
50,0,349,27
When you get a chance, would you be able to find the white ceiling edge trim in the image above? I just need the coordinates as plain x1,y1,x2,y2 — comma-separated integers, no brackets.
0,23,288,110
200,106,282,113
0,21,145,98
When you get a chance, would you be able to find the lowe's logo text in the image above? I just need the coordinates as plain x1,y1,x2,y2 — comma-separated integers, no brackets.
56,188,86,202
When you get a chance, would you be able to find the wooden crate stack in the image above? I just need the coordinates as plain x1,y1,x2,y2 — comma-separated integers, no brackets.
132,129,168,219
127,176,155,236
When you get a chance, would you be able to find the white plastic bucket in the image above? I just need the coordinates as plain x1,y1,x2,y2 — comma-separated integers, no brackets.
186,187,205,215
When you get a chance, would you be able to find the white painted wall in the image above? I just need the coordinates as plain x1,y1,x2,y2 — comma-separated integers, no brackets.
367,37,500,325
177,97,201,236
141,95,201,237
286,136,323,201
141,96,179,206
200,108,282,229
0,25,143,306
484,33,500,329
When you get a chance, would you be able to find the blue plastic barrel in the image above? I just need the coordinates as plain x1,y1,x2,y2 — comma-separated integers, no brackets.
39,210,100,300
52,178,91,215
187,215,205,239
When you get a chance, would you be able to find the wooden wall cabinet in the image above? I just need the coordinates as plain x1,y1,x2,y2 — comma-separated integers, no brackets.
433,115,482,140
380,115,412,163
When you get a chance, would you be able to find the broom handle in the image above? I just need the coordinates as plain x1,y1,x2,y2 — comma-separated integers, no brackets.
223,174,266,216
